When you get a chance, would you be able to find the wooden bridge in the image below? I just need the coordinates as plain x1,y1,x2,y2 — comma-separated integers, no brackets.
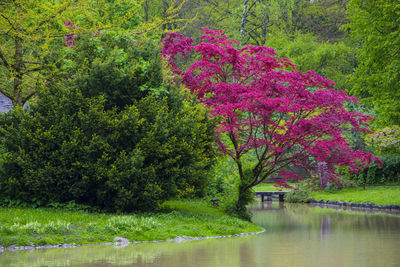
255,191,291,202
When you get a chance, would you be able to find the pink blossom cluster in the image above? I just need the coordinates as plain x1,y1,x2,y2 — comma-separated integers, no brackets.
63,20,101,49
162,28,381,187
63,20,76,49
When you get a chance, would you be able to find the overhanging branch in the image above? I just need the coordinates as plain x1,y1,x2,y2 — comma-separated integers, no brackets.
31,0,77,33
0,48,10,70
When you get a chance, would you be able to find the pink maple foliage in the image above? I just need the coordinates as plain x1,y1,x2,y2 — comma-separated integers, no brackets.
162,28,380,196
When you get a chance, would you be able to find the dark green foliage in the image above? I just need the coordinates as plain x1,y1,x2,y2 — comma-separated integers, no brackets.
295,0,349,42
0,87,215,212
348,154,400,185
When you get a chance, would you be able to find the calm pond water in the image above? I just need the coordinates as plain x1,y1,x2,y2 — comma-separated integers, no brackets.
1,202,400,267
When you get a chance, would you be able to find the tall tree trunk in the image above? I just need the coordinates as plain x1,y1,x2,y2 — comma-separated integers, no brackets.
240,0,249,41
13,36,24,106
143,0,149,22
162,0,172,30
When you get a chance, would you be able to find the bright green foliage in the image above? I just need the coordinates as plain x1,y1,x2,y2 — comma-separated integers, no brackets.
310,186,400,205
64,33,164,110
239,0,298,45
358,126,400,186
0,87,215,212
365,126,400,155
0,0,142,106
265,31,355,90
205,156,239,209
347,0,400,125
285,188,312,203
177,0,349,45
0,0,180,107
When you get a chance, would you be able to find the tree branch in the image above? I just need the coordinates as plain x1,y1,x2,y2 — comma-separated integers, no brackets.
22,67,42,75
22,89,36,104
0,89,14,101
1,14,16,30
0,48,10,70
21,60,41,65
32,0,77,33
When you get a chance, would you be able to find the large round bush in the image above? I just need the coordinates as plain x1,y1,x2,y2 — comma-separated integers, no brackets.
0,87,215,211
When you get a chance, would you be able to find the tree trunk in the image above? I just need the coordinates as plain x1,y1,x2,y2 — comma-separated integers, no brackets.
235,182,253,220
240,0,249,41
143,0,149,22
13,36,24,106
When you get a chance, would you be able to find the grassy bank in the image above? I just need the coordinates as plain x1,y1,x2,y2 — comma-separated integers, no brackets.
254,184,400,205
0,200,262,248
253,183,293,192
310,186,400,205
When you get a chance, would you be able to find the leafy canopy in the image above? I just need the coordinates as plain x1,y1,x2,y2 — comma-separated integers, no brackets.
0,0,182,106
347,0,400,125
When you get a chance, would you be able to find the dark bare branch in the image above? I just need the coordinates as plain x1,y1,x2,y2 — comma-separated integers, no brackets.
1,14,15,30
21,60,40,65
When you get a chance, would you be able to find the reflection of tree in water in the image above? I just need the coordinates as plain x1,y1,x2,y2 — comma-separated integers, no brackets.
260,203,400,234
320,216,331,240
252,201,285,211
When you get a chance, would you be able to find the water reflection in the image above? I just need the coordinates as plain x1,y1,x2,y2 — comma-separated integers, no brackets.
1,203,400,267
320,216,331,240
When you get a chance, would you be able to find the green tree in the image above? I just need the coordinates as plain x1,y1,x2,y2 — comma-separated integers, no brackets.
265,31,355,90
347,0,400,125
0,0,180,107
57,32,164,110
296,0,349,42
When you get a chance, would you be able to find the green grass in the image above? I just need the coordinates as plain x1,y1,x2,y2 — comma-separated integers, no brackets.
254,183,400,205
253,183,293,192
0,199,262,248
310,186,400,205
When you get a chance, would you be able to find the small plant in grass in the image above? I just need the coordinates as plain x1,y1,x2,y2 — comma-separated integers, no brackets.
338,177,358,189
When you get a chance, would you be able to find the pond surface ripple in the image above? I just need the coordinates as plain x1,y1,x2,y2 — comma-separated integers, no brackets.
1,202,400,267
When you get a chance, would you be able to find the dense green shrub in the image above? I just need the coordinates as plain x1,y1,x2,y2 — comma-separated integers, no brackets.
285,190,312,203
339,177,358,189
0,87,215,212
347,154,400,185
285,182,313,203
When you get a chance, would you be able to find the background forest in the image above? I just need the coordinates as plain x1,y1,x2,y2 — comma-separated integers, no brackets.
0,0,399,213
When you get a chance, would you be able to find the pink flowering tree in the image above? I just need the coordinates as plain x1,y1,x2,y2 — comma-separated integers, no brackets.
162,28,380,213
